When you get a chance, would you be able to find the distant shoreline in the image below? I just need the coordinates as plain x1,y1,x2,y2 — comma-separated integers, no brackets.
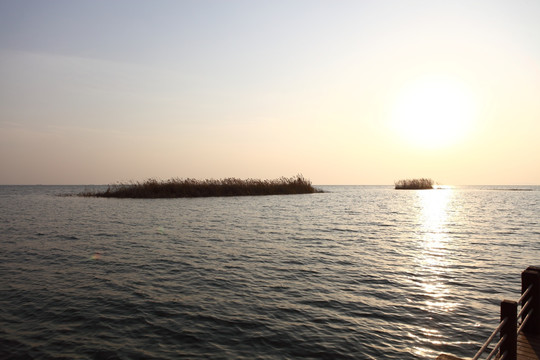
77,175,323,198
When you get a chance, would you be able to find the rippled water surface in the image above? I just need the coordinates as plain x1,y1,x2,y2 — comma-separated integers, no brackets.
1,185,539,359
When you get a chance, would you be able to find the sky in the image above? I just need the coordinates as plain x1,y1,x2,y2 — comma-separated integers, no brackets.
1,0,539,185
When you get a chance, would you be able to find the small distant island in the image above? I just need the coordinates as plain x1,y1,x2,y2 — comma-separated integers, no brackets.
394,178,435,190
79,175,322,198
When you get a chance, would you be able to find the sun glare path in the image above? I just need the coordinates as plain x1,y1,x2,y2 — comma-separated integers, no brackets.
416,189,458,312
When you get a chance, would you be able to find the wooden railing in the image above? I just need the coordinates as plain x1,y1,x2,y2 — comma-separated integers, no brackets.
438,266,540,360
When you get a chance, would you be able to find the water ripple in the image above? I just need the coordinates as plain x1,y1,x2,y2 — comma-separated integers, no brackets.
0,185,538,359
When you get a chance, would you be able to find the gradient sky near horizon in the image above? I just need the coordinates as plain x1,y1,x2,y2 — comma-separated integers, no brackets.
1,1,539,185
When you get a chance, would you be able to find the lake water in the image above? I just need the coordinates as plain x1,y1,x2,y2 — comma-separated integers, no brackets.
1,185,539,359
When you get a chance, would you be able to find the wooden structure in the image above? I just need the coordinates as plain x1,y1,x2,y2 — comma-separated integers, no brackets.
516,333,540,360
437,266,540,360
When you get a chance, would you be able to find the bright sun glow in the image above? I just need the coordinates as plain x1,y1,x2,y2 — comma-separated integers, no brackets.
390,76,476,148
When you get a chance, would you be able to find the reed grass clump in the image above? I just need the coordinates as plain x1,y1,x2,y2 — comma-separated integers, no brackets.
394,178,435,190
79,175,322,198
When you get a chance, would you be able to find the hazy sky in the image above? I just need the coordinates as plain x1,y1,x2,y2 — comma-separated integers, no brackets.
1,1,539,185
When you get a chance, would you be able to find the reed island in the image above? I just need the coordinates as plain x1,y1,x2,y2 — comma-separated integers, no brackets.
394,178,435,190
79,175,322,198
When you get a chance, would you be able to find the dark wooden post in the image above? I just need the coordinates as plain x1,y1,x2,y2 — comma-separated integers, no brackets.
500,300,517,360
522,266,540,333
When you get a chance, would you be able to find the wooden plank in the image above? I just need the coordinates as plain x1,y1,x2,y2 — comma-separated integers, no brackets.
516,333,540,360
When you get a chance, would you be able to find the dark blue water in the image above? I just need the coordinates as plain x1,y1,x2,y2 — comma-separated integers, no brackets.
1,185,539,359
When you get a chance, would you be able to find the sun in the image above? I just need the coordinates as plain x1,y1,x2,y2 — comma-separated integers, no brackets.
390,76,476,148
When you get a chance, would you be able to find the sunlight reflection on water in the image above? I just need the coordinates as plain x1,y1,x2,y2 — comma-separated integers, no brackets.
412,189,457,358
417,189,454,305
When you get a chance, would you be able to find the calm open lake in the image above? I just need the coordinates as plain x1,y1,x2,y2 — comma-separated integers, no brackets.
1,185,539,359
